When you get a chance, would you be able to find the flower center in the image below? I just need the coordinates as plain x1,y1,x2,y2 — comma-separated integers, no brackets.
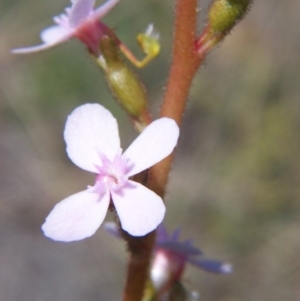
94,150,128,192
96,173,125,190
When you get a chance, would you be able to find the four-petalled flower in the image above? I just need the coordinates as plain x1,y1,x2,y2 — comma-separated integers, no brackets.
42,103,179,241
12,0,120,55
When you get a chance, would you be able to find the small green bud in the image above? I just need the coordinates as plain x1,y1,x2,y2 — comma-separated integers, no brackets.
208,0,251,35
196,0,252,53
97,35,150,131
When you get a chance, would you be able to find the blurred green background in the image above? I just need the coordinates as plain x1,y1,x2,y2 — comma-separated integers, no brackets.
1,0,299,300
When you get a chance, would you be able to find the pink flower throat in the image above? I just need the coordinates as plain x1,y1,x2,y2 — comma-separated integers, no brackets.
95,150,129,191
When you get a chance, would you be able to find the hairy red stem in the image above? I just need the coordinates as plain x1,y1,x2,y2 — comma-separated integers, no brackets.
148,0,205,198
122,1,205,301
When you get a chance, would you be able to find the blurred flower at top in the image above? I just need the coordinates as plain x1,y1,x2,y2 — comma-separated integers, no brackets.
12,0,120,56
152,224,233,294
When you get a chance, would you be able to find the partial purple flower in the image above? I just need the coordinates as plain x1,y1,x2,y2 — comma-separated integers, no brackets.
103,222,232,295
12,0,120,55
151,225,233,292
42,104,179,241
104,222,232,278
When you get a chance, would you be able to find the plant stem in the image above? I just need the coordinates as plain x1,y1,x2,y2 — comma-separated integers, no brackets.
122,1,205,301
122,231,156,301
149,0,205,198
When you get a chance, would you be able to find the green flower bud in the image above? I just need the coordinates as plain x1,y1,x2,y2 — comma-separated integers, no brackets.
97,35,150,131
208,0,252,35
196,0,252,54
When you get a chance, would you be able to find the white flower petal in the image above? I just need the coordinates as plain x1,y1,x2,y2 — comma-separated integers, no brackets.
40,25,72,43
93,0,121,20
11,26,72,54
42,190,110,242
69,0,95,27
112,181,166,236
64,103,120,173
123,118,179,176
11,44,55,54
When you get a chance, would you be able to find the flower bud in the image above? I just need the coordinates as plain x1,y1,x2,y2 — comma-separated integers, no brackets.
151,249,186,293
196,0,252,53
97,35,151,131
208,0,251,35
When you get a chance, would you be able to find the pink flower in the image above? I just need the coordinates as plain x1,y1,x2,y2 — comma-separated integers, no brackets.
12,0,120,55
42,104,179,241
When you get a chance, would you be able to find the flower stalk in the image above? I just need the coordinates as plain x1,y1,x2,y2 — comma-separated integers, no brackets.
122,230,156,301
122,1,203,301
148,0,204,198
148,0,251,198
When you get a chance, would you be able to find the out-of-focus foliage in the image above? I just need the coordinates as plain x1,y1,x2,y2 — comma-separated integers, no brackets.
0,0,299,300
